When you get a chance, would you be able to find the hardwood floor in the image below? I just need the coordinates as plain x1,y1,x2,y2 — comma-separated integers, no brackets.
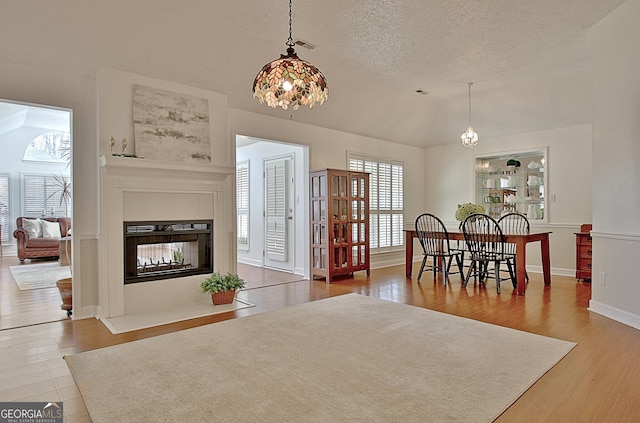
1,259,640,422
0,256,69,330
238,262,305,289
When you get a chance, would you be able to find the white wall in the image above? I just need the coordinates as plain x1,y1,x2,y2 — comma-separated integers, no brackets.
424,124,593,274
589,0,640,329
96,68,230,165
229,108,427,269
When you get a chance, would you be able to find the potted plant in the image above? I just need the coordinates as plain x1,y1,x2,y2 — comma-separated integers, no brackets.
200,272,246,305
455,203,486,224
47,174,72,218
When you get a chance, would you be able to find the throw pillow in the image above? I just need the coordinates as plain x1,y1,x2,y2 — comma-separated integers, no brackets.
42,220,62,239
22,218,43,238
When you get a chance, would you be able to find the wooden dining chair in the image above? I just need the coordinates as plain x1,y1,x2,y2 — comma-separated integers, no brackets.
498,212,530,282
461,213,516,294
414,213,464,285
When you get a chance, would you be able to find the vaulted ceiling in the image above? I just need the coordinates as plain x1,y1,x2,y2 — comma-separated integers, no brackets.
0,0,626,147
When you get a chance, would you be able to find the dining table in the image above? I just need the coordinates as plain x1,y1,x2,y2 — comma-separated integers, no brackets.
404,229,551,295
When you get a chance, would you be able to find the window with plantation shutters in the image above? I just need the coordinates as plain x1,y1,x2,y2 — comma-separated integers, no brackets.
0,175,9,244
23,174,68,217
236,161,250,251
348,153,404,252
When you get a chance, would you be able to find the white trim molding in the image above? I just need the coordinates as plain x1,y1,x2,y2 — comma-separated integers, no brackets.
589,300,640,331
591,231,640,242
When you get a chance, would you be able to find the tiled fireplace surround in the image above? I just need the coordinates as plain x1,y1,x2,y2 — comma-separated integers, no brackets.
99,156,234,319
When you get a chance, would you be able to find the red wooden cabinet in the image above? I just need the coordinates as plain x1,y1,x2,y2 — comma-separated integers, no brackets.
310,169,370,283
575,224,592,282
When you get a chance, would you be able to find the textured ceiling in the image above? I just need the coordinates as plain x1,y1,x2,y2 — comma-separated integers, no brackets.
0,0,626,147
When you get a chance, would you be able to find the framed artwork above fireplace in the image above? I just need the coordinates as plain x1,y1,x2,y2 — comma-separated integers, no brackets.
132,84,212,163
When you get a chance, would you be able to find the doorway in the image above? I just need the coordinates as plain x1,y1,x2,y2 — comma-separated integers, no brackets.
235,135,309,288
0,99,73,329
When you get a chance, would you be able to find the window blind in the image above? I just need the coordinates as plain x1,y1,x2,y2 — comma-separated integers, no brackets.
348,153,404,252
23,174,68,217
0,175,8,243
236,161,250,251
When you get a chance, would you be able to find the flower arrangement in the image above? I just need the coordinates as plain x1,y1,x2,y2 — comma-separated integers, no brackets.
200,272,246,294
455,203,486,222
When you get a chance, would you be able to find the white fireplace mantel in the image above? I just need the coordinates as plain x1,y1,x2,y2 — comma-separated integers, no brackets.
100,155,234,182
98,155,234,320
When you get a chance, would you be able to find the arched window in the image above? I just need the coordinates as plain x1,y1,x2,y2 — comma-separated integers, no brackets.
23,132,70,163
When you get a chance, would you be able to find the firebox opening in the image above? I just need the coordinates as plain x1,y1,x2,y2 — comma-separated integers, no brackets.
124,220,213,284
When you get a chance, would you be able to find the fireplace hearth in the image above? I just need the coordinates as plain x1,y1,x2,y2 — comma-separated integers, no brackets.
124,220,213,284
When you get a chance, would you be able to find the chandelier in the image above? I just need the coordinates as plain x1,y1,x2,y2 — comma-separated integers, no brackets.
461,82,478,148
252,0,328,110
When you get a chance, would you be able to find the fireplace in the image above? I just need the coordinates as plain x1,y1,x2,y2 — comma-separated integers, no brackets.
124,220,213,284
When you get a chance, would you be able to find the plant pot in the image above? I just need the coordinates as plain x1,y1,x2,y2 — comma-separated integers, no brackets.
56,277,73,316
211,290,236,305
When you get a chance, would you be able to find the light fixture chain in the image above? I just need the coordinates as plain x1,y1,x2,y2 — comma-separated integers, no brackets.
468,82,473,126
287,0,294,48
460,82,478,147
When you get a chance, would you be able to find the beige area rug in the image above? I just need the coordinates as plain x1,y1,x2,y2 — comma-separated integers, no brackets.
101,298,255,334
65,294,575,422
10,262,70,290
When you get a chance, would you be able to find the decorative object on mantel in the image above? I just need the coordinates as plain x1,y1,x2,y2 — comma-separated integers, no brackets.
200,272,246,305
455,203,486,222
133,84,211,163
461,82,478,148
109,136,141,158
252,0,328,110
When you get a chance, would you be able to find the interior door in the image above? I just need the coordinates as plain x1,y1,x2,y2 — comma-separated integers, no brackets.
263,156,294,271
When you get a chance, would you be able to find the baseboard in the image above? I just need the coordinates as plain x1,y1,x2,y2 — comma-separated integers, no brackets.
237,257,262,267
526,265,574,277
370,256,417,270
73,305,98,320
588,300,640,331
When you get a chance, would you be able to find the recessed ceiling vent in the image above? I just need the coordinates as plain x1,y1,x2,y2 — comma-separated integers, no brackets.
294,39,317,50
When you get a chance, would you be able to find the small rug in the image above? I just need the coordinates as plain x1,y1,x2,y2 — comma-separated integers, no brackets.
66,294,575,422
101,298,255,334
10,262,70,290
